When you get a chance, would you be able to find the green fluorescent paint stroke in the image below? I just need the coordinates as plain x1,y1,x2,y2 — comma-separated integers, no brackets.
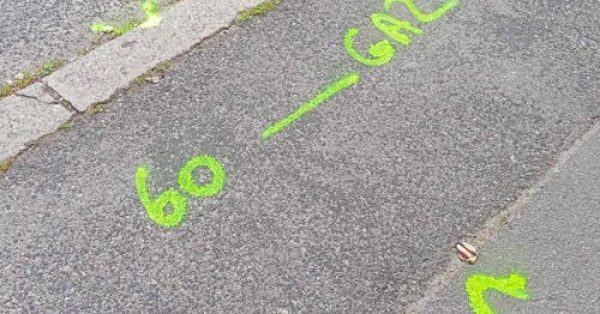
135,166,188,228
177,155,226,198
465,272,530,314
90,0,162,34
262,73,361,140
384,0,460,24
344,28,396,67
135,155,226,227
344,0,458,67
141,0,160,17
134,0,463,228
370,13,423,46
139,0,163,29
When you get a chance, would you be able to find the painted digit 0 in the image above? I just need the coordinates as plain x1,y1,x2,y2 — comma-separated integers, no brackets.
177,155,226,198
136,166,188,228
384,0,460,24
344,28,397,67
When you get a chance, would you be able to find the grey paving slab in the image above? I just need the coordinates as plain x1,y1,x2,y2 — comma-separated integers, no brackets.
0,0,178,85
420,125,600,314
0,94,71,161
16,82,62,104
0,0,599,313
44,0,264,112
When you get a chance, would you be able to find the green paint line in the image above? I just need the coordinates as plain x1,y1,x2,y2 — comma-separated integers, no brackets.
0,59,64,99
384,0,460,24
465,272,530,314
141,0,160,18
177,155,226,198
262,73,361,140
236,0,281,24
135,165,188,228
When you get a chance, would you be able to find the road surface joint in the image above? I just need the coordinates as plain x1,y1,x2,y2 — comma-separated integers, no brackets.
0,0,267,164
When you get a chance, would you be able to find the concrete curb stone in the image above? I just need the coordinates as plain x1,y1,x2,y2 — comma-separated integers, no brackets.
0,94,71,161
0,0,266,162
43,0,265,112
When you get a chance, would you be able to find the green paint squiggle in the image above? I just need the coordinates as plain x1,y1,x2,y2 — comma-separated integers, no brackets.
139,0,162,29
177,155,226,198
135,166,188,228
465,272,530,314
90,0,162,35
141,0,160,17
262,73,361,140
384,0,460,24
344,28,396,67
370,12,423,46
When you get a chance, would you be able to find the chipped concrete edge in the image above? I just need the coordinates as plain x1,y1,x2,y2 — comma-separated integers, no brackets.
406,122,600,313
0,0,267,166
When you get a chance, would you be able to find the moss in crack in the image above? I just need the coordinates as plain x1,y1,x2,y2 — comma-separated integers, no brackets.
90,103,105,116
236,0,282,24
59,121,75,130
60,99,76,112
0,158,14,174
39,59,65,76
133,76,147,85
0,59,65,99
90,20,142,37
131,60,173,88
155,61,172,74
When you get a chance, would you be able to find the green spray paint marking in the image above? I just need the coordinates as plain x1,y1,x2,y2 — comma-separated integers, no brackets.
370,13,423,46
90,0,161,35
344,0,458,67
384,0,460,24
344,28,397,67
136,165,188,228
139,0,162,29
135,155,226,228
265,0,459,138
177,155,226,198
134,0,461,228
262,73,361,140
465,272,530,314
141,0,160,17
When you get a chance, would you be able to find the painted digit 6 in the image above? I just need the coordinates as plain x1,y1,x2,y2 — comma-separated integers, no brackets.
344,27,396,67
136,166,188,228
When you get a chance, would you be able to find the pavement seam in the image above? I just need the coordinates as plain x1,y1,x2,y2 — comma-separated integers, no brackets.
15,82,62,105
0,0,270,167
407,121,600,314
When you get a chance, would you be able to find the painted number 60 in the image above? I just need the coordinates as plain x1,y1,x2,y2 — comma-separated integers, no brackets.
135,155,226,228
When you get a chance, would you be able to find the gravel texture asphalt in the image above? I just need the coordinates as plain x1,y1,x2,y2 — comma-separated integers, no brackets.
1,0,599,312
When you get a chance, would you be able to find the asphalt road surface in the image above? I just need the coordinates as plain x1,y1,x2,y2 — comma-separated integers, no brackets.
1,0,599,312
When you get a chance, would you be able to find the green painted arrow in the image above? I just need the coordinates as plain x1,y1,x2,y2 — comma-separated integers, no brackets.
465,272,530,314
